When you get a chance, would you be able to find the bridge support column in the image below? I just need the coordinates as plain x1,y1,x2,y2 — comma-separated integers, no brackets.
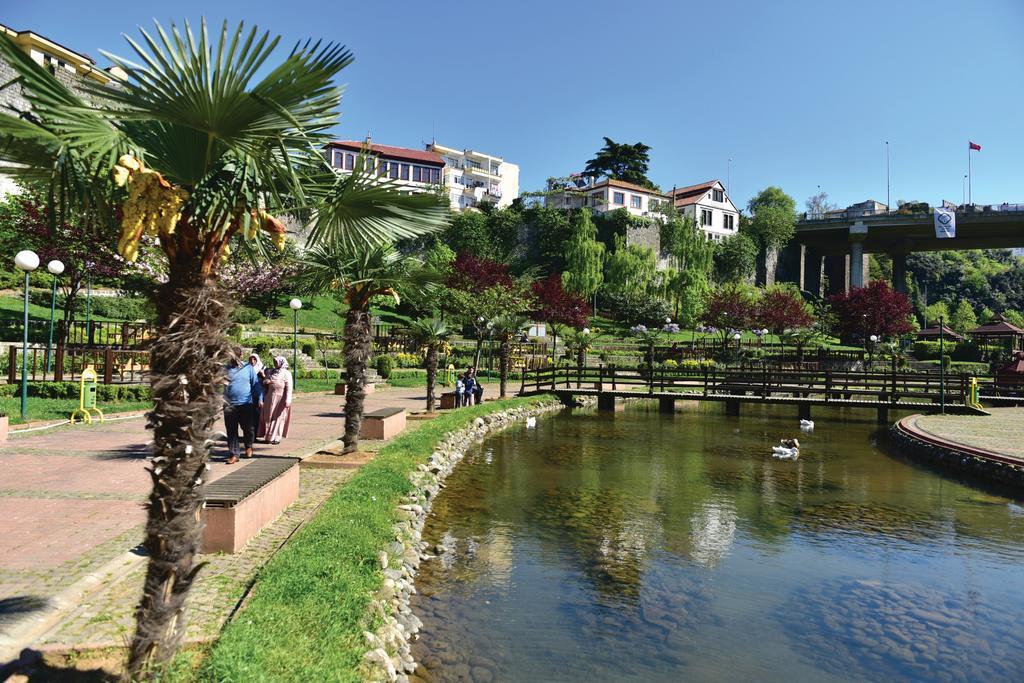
597,394,622,412
891,253,908,294
802,247,824,297
558,393,576,408
659,397,676,414
849,221,868,289
798,404,811,420
849,241,865,288
725,399,740,417
877,406,890,425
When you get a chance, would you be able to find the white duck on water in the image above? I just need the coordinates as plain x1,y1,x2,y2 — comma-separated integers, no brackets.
526,416,537,428
800,419,815,430
772,438,800,460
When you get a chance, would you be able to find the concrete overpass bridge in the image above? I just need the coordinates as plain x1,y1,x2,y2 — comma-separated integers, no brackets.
784,204,1024,296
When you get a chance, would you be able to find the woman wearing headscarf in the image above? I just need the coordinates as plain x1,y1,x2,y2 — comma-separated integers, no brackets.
248,352,266,437
260,355,293,444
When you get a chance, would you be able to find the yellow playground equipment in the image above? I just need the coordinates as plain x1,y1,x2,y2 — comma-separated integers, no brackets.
70,365,105,424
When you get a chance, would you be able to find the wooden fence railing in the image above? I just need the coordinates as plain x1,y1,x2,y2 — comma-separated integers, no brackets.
520,364,973,405
8,346,150,384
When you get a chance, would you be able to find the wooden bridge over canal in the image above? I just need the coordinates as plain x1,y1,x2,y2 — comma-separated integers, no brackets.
519,365,997,422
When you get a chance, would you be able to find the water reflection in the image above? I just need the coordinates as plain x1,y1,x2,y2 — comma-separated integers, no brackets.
411,404,1024,682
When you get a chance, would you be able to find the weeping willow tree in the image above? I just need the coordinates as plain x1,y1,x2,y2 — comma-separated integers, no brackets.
0,21,446,677
562,209,605,309
604,234,658,297
665,214,714,327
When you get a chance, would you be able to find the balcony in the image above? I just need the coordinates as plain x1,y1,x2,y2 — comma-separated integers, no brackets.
464,164,500,180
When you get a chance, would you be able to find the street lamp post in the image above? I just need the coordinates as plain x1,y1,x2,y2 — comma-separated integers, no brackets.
868,334,879,370
290,298,302,390
45,260,65,377
15,250,40,420
938,315,946,414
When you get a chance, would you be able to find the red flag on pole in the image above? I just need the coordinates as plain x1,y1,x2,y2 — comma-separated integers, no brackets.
969,141,982,151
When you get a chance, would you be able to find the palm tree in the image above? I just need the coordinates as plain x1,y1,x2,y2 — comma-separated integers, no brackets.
298,242,438,451
491,313,530,398
0,21,446,677
406,318,450,412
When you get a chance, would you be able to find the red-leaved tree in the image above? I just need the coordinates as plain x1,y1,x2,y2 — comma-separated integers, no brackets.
532,273,591,360
702,285,758,341
447,251,515,290
757,286,814,335
828,280,914,339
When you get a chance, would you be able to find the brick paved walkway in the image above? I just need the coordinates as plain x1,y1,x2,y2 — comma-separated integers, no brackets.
0,382,495,661
0,385,495,655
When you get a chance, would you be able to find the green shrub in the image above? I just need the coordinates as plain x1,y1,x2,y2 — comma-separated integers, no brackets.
949,361,989,375
912,340,958,360
375,354,394,379
89,295,156,321
231,306,264,324
297,369,338,380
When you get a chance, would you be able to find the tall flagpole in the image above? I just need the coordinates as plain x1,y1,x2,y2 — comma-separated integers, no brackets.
968,143,972,205
885,141,890,210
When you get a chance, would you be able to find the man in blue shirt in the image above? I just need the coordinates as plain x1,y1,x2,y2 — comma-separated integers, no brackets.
224,352,264,464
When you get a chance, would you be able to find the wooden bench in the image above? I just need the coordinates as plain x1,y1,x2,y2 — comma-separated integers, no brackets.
202,456,300,554
360,407,406,440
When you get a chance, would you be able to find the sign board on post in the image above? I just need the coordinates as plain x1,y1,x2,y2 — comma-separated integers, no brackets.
934,207,956,238
70,364,105,424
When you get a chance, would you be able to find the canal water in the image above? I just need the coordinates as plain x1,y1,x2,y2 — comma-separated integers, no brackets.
410,403,1024,682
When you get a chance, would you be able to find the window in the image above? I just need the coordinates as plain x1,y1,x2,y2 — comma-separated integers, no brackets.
701,209,712,226
712,189,724,202
400,164,409,180
412,167,422,182
591,192,604,206
389,163,399,179
345,153,354,170
630,195,642,209
431,168,441,184
377,160,387,176
613,192,625,205
724,214,735,231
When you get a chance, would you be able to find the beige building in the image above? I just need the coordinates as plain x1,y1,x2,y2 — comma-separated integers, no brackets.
545,176,669,219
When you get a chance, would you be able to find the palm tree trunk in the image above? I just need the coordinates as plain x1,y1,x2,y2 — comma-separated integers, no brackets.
499,336,510,398
425,345,437,412
342,308,372,454
128,271,231,678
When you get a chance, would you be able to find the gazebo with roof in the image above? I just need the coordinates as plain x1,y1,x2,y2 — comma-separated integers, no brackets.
969,315,1024,350
917,322,964,342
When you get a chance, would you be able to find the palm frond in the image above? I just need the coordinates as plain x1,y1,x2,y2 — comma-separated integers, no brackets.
303,166,450,248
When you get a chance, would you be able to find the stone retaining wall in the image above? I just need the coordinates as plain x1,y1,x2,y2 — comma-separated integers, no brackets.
362,399,563,682
888,422,1024,488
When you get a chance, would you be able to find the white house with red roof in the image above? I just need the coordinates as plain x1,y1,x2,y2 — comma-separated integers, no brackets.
545,176,669,219
667,180,740,241
326,138,445,193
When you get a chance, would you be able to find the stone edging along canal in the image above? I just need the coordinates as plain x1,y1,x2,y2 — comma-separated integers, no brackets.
361,397,564,682
890,415,1024,488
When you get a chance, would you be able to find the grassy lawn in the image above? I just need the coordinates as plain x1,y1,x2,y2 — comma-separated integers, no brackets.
201,395,552,682
0,293,122,324
3,397,150,424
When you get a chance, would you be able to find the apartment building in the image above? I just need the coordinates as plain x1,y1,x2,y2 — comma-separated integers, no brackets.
545,176,669,219
325,139,445,193
426,143,520,210
0,24,121,85
667,180,740,241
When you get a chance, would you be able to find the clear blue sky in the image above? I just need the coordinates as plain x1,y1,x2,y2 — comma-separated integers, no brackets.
6,0,1022,211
